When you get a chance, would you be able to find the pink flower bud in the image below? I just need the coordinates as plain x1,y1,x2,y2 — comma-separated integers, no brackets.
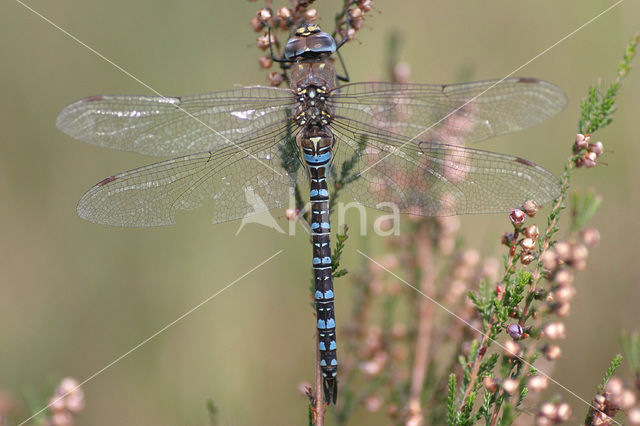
509,208,526,224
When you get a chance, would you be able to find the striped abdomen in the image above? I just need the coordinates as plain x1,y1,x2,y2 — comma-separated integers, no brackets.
299,128,338,404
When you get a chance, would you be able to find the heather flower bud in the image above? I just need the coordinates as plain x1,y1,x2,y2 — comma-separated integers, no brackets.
521,252,535,265
359,0,373,12
504,340,522,358
540,402,557,419
528,375,548,392
507,323,524,339
554,241,571,262
543,322,566,339
502,378,519,395
349,6,363,20
570,244,588,265
554,285,575,303
303,9,318,21
628,406,640,424
483,376,499,393
543,344,562,360
257,33,274,50
540,250,558,271
51,411,73,426
589,141,604,156
556,402,572,421
365,394,383,412
509,208,526,224
268,72,284,86
594,393,607,411
554,268,573,286
522,200,539,217
258,55,272,68
277,7,291,21
250,16,264,32
535,415,552,426
605,377,624,401
360,358,383,377
593,411,611,425
502,232,515,246
297,381,312,397
581,228,601,247
554,302,571,317
48,395,66,412
392,63,411,84
621,390,637,410
520,238,536,252
583,151,598,167
257,8,272,23
524,225,540,240
575,133,589,150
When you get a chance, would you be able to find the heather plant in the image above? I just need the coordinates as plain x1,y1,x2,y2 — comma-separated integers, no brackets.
327,32,638,426
250,2,639,424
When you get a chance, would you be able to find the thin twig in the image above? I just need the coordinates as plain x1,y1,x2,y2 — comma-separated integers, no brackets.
314,341,326,425
406,225,437,421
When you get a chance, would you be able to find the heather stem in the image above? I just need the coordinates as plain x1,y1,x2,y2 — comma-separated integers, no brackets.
314,344,326,426
520,159,575,325
406,225,436,422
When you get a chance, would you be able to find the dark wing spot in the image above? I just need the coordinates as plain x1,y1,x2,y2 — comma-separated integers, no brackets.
515,157,536,167
97,175,118,186
517,77,539,84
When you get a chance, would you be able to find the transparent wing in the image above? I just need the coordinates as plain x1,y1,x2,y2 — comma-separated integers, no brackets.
329,120,559,216
77,125,307,227
329,78,567,145
56,86,295,157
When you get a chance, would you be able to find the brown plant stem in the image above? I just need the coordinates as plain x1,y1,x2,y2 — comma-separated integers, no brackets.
489,389,505,426
314,340,326,426
406,225,437,422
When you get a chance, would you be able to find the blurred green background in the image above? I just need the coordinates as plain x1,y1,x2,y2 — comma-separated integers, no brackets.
1,1,639,424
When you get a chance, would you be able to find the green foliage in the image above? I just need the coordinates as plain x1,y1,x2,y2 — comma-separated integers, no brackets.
206,398,218,426
447,374,458,425
478,355,499,379
598,354,623,393
468,280,494,327
332,225,350,278
620,331,640,374
579,32,638,134
500,271,530,322
570,190,602,232
334,134,367,190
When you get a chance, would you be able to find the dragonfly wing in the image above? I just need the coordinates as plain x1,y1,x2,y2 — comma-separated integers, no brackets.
329,123,560,216
77,126,306,227
57,86,294,157
330,78,567,145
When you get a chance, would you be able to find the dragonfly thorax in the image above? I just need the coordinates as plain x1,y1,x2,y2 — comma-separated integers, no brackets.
295,85,332,127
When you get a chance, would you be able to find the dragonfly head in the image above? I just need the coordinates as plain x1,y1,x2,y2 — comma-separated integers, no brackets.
284,23,337,60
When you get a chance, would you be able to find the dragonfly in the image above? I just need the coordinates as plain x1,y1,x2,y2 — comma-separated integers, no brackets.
56,22,567,404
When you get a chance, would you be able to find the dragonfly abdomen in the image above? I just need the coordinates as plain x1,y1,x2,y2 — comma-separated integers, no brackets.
299,127,338,404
